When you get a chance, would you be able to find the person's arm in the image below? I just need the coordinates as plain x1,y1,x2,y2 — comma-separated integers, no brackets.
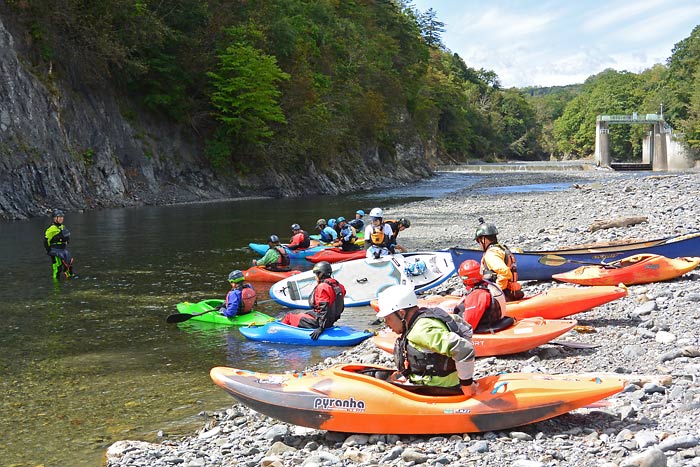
411,317,475,393
222,290,241,318
483,248,512,291
255,249,278,266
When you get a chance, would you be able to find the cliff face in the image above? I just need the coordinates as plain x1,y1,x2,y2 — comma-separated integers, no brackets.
0,14,434,221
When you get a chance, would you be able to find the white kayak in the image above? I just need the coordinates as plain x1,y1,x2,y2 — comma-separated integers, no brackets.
269,251,455,308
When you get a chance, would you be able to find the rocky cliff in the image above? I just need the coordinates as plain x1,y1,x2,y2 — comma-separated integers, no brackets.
0,13,435,221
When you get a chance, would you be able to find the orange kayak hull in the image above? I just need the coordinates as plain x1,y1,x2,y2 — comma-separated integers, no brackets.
372,317,577,357
210,364,623,434
552,254,700,286
370,285,627,320
243,266,301,283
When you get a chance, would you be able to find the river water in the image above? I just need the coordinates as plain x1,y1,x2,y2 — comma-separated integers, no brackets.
0,172,572,467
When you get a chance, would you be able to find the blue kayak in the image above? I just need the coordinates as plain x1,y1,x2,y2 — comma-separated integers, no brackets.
248,242,329,260
450,232,700,281
238,321,373,346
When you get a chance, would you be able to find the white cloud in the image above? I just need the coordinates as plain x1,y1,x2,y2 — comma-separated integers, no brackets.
414,0,700,87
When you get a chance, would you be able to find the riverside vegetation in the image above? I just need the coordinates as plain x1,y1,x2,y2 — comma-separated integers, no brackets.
107,170,700,467
2,3,700,220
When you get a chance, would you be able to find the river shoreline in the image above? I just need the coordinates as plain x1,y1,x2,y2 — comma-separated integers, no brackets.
107,169,700,467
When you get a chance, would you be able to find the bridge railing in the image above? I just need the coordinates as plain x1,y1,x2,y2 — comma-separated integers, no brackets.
597,113,663,123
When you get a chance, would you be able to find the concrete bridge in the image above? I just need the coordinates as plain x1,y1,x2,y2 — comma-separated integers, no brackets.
594,113,690,170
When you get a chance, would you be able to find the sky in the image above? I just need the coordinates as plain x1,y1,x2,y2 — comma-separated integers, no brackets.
412,1,700,88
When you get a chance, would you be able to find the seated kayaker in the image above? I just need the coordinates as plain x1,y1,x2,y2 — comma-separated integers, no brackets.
315,218,338,243
332,217,362,252
454,260,514,333
287,223,311,250
349,209,365,231
252,235,291,272
474,218,524,301
219,270,256,318
280,261,346,340
375,285,476,397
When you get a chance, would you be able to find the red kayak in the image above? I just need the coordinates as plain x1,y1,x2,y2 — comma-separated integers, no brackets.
306,248,366,263
243,266,301,283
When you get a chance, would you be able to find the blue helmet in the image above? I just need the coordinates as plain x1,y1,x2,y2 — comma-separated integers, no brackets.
52,209,65,218
337,216,346,223
356,210,365,216
328,218,336,228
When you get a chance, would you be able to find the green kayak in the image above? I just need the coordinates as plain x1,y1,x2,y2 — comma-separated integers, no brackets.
175,299,274,326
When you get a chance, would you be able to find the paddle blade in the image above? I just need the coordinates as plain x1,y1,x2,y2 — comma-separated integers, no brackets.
538,255,569,267
166,313,194,324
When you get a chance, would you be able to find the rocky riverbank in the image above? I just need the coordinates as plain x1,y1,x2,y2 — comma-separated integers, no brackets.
107,169,700,467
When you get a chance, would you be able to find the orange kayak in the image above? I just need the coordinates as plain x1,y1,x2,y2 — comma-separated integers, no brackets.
372,317,577,357
243,266,301,283
551,254,700,286
210,364,623,434
370,285,627,320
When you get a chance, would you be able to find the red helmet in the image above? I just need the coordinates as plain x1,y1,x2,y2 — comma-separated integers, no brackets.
458,260,482,286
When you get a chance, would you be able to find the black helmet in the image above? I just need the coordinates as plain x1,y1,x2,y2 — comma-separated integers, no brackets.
52,209,65,218
398,218,411,228
312,261,332,278
291,223,301,231
269,234,280,243
474,217,498,239
228,270,244,283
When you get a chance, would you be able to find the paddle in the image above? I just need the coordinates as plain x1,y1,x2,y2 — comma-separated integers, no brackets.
538,254,619,268
166,307,217,323
166,298,277,323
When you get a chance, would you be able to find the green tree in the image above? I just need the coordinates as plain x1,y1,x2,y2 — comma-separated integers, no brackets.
207,40,290,151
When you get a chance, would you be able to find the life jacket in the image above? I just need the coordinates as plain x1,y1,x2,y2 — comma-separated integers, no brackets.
46,224,69,249
349,219,364,231
273,245,290,268
481,243,519,287
299,230,311,248
240,285,257,313
308,278,345,327
227,284,256,314
369,224,390,247
394,308,472,378
457,280,506,330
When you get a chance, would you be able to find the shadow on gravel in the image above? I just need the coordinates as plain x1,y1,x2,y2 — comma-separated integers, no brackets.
574,317,639,329
530,409,636,434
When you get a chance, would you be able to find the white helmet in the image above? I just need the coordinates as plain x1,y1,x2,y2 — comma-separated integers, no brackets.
376,285,418,318
369,207,383,218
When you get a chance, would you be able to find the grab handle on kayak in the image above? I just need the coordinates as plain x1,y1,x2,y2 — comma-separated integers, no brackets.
491,381,509,394
356,277,368,283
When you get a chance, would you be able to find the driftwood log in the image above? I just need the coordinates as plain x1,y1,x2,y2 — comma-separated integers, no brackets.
589,216,648,232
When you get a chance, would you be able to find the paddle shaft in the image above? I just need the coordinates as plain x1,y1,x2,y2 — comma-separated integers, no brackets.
538,254,618,268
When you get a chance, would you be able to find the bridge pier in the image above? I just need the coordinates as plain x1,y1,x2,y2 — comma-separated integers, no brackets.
594,120,610,167
593,114,690,170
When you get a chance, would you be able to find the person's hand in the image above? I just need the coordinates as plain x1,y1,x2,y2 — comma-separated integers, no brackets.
461,381,477,398
252,259,257,266
309,328,323,340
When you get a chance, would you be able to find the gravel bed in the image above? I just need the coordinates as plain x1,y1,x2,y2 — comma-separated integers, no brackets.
107,169,700,467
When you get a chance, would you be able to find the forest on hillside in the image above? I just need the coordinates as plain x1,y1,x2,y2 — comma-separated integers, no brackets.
7,0,700,169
